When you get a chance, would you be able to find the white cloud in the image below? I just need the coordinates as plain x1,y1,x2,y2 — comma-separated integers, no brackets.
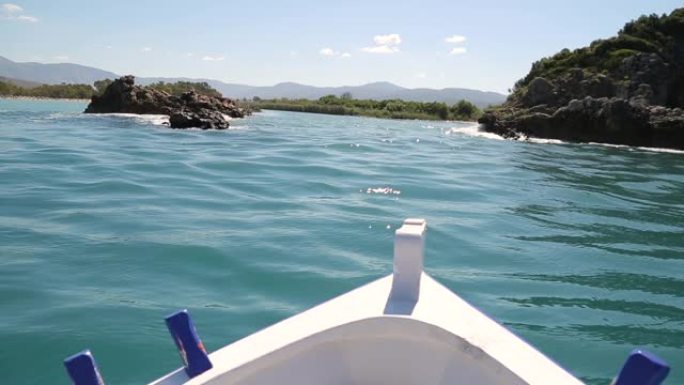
362,33,401,54
445,34,467,55
16,14,36,22
415,72,427,79
319,48,350,59
289,50,298,58
319,48,337,56
2,3,38,22
2,3,22,13
140,47,152,52
185,52,194,57
445,35,466,44
373,33,401,46
53,55,69,61
201,55,225,61
449,47,467,55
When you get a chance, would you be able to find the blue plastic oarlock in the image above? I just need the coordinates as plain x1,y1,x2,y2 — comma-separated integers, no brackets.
614,349,670,385
64,350,105,385
165,309,213,378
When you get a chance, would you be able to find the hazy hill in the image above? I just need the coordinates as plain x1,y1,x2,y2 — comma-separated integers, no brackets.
0,76,42,88
141,78,506,108
0,56,506,107
0,56,117,85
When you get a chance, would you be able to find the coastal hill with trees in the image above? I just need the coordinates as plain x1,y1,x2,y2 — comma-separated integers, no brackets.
480,7,684,149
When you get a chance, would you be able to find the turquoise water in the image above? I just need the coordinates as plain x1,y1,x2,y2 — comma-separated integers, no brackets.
0,98,682,385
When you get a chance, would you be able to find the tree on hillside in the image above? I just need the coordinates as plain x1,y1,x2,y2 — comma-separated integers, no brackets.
146,81,222,97
94,79,113,94
450,100,480,119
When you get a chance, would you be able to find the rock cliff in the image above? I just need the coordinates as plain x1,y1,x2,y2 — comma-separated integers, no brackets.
479,8,684,149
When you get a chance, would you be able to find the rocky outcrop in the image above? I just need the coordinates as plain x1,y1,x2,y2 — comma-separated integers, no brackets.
84,75,249,129
481,97,684,147
479,8,684,149
169,108,229,129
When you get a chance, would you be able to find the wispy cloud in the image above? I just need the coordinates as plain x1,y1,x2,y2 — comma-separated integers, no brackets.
445,34,467,55
373,33,401,46
201,55,225,61
449,47,467,55
319,48,351,58
16,14,36,22
53,55,69,61
2,3,22,13
415,72,427,79
140,47,152,53
2,3,38,22
362,33,401,54
444,35,466,44
319,48,336,56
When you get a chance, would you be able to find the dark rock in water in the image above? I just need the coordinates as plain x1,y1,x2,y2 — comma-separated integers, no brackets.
85,75,249,129
479,8,684,150
85,75,172,114
169,108,229,130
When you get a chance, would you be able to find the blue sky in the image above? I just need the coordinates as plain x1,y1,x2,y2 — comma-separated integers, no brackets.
0,0,681,93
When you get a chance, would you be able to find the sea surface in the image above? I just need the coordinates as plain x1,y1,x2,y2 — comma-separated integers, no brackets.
1,98,682,385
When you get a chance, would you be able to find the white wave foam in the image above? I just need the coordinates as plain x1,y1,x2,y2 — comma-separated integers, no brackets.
46,112,82,120
444,124,504,140
364,187,401,195
524,137,564,144
586,142,684,154
102,113,169,126
524,136,682,154
444,124,682,153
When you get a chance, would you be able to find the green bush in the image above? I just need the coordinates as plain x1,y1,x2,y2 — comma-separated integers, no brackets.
145,81,222,97
249,95,481,121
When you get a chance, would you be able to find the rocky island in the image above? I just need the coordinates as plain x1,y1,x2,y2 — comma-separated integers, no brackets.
84,76,249,129
479,8,684,150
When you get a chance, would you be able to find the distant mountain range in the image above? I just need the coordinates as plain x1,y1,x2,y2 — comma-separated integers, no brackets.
139,78,506,107
0,56,506,107
0,56,118,85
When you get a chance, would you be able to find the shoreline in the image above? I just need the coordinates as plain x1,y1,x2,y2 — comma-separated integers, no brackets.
262,108,477,123
0,95,90,102
257,106,479,123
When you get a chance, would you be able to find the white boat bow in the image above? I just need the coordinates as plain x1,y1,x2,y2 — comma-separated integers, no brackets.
64,218,671,385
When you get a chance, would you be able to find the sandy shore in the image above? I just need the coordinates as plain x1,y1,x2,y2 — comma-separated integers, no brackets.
0,96,90,102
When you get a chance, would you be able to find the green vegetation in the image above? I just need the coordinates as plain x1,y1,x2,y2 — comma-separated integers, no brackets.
144,81,222,97
0,81,94,99
250,95,482,121
0,79,224,99
511,8,684,97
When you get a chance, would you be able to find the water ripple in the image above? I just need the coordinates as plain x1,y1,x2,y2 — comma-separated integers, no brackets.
0,100,683,385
